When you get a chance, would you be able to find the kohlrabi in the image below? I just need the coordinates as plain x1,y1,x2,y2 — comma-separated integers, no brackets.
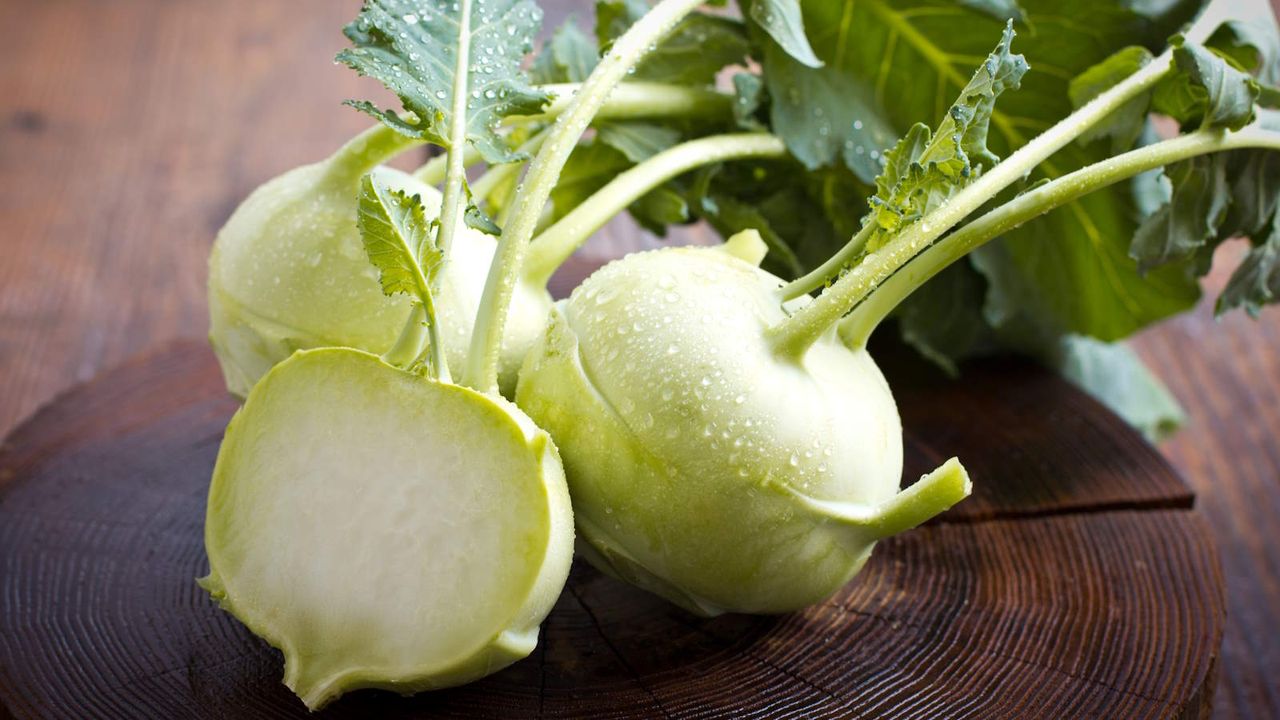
513,4,1280,615
202,0,581,708
207,0,752,399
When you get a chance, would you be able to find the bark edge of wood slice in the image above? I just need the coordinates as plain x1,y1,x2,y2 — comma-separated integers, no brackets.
0,340,1225,720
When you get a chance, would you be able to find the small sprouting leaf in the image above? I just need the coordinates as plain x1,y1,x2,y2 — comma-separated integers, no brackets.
337,0,549,163
596,122,681,162
356,173,442,308
1068,46,1154,152
1129,155,1230,272
531,18,599,84
465,203,502,235
865,22,1028,250
746,0,823,69
1153,37,1260,131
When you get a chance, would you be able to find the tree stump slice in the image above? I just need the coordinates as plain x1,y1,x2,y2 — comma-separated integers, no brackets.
0,340,1224,719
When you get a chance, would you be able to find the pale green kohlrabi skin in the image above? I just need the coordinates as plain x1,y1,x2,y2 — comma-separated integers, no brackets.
515,238,970,616
201,347,574,710
208,159,551,399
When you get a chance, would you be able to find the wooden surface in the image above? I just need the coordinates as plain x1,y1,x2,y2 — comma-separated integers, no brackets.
0,340,1223,718
0,0,1274,717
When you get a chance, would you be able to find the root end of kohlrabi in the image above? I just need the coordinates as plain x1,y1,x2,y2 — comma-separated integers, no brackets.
781,457,972,540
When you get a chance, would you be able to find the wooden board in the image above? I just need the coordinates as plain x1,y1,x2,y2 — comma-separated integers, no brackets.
0,341,1224,719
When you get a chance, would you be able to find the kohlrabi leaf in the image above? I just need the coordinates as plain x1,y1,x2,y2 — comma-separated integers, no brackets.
731,72,767,130
755,0,1204,341
596,0,750,85
1218,228,1280,316
892,261,993,375
865,22,1027,250
1050,335,1185,443
1216,147,1280,240
356,173,442,308
1208,5,1280,85
530,18,599,84
337,0,548,163
596,122,682,162
1130,155,1230,271
744,0,822,68
1069,46,1154,152
1153,37,1260,131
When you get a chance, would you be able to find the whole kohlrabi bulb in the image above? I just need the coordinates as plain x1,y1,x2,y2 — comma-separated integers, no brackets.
515,236,969,616
208,154,550,398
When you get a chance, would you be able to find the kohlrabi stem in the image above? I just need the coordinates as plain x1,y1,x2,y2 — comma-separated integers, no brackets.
433,0,475,262
782,457,971,539
325,123,421,184
411,83,731,184
382,305,428,369
766,46,1175,360
780,224,875,300
414,145,483,185
470,128,552,201
464,0,709,394
838,124,1280,348
531,82,730,122
522,133,788,288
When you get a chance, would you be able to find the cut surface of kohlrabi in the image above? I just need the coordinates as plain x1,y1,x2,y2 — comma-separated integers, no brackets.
208,152,551,399
516,237,969,616
200,347,573,709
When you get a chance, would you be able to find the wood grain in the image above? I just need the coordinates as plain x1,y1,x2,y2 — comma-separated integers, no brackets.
0,341,1223,718
0,0,1275,717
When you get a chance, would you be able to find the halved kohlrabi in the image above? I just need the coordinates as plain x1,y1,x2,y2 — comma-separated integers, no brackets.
200,348,573,709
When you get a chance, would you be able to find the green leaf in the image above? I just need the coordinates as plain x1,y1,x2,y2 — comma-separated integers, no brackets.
1050,335,1185,443
596,0,749,85
531,18,599,84
893,261,993,375
865,22,1027,250
1204,0,1280,86
549,141,632,220
1068,46,1154,152
465,202,502,235
1130,154,1230,272
596,122,682,162
1218,229,1280,316
337,0,549,163
745,0,823,68
1216,148,1280,240
356,173,442,309
1154,37,1260,131
629,186,691,235
731,72,767,130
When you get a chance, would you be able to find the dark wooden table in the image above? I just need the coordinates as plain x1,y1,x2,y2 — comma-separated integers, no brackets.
0,1,1275,717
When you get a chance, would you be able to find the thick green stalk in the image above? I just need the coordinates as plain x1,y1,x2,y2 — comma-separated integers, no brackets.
766,48,1175,359
523,134,788,288
531,82,729,122
838,125,1280,348
324,123,421,184
780,224,874,300
464,0,710,393
434,0,475,261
